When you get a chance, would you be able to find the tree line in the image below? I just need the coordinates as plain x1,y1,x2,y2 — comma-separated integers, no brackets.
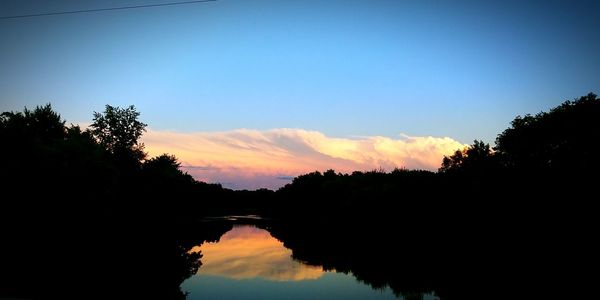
274,93,598,215
2,93,597,217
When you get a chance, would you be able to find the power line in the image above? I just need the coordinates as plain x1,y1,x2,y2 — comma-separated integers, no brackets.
0,0,217,20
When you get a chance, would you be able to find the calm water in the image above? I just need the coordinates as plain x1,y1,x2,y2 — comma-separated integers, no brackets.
182,225,438,300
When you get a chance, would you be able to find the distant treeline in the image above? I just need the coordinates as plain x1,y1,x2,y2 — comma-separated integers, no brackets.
268,93,599,216
2,93,597,217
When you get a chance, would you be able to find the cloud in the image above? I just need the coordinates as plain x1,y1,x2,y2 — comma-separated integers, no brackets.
142,128,466,190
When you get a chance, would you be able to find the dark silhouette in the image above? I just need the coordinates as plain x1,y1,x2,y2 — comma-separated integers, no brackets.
496,93,600,171
0,104,233,299
440,140,496,173
2,93,598,299
263,93,599,299
91,104,148,165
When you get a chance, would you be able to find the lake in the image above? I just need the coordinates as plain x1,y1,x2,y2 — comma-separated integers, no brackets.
182,224,439,300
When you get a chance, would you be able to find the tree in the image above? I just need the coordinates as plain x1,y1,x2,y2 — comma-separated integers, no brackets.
0,103,65,142
143,154,193,184
439,140,494,173
495,92,600,170
90,105,147,163
144,154,181,175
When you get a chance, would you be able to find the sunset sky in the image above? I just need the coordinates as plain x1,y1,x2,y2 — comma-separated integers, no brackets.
1,0,598,189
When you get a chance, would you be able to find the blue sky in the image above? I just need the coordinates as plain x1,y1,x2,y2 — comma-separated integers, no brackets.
1,0,598,144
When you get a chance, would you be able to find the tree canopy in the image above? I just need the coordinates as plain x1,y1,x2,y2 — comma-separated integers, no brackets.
495,92,600,171
438,93,600,174
439,140,495,174
90,104,147,163
0,103,65,141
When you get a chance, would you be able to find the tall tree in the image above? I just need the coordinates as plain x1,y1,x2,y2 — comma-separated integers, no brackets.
90,105,147,164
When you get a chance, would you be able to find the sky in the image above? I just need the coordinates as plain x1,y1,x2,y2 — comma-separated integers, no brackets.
1,0,598,189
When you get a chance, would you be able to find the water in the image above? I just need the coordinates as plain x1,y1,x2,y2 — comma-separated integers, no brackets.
182,225,417,300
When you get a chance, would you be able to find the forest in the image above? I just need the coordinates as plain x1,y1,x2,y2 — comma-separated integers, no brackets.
1,93,597,299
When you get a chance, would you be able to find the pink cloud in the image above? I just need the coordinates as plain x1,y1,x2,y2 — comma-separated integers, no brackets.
142,128,466,190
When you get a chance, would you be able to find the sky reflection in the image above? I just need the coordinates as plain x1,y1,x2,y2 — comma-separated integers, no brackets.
190,225,324,281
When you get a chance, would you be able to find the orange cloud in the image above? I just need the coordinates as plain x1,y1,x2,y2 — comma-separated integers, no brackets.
190,226,324,281
142,128,466,189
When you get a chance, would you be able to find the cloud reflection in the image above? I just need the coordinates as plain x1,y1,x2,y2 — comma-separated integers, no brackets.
191,226,324,281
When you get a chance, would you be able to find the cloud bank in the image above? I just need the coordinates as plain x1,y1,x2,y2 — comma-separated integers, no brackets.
143,128,466,190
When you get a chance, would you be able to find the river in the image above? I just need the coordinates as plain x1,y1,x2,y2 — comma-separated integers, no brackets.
182,224,439,300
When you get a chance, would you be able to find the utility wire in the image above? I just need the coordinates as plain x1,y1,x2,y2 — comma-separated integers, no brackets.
0,0,217,20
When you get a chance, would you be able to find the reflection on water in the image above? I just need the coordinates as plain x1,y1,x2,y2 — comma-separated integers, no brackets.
190,225,323,281
183,225,407,300
202,215,265,222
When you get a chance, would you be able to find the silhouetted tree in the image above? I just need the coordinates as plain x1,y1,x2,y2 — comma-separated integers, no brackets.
90,104,147,164
439,140,495,173
140,154,198,214
1,104,230,300
0,103,66,142
495,92,600,171
144,154,188,180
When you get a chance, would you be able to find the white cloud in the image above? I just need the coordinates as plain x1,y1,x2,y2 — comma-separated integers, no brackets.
142,128,466,190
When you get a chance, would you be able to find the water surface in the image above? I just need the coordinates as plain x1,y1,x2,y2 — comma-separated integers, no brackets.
182,225,420,300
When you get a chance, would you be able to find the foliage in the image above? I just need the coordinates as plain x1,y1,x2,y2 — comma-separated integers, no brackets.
90,104,147,163
0,103,65,141
144,154,187,181
439,140,495,173
0,103,225,300
495,92,600,171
